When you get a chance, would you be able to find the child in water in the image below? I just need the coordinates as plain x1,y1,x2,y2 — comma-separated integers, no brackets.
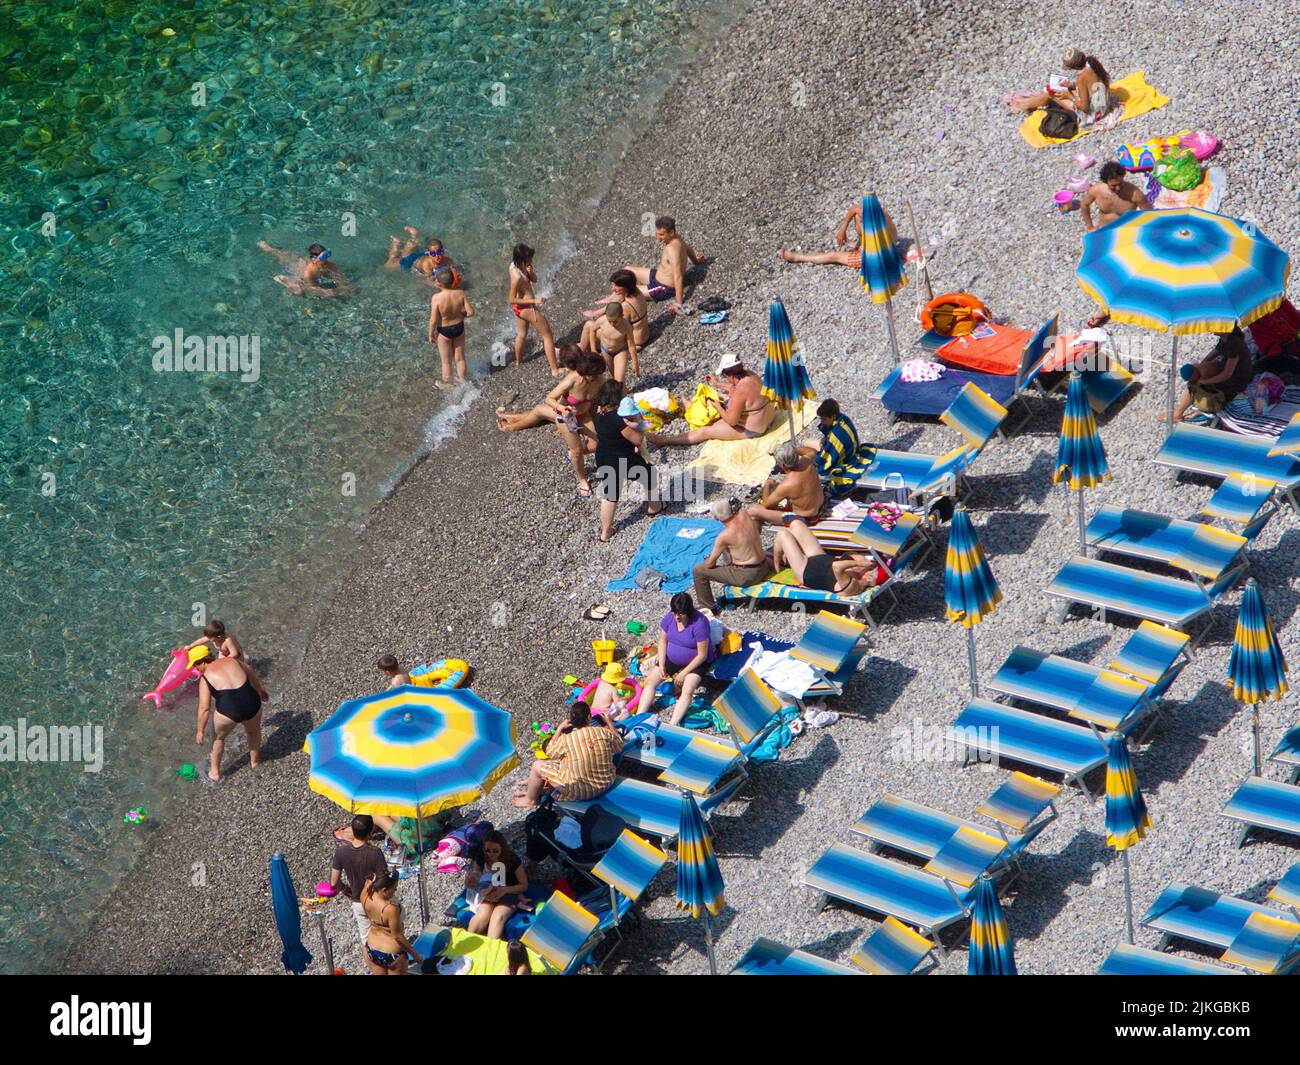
184,619,244,661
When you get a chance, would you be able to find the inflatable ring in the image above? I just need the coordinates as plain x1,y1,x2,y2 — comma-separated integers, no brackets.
579,677,643,714
409,657,470,689
921,293,990,337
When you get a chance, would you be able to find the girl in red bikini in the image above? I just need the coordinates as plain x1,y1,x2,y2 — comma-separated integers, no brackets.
508,243,559,376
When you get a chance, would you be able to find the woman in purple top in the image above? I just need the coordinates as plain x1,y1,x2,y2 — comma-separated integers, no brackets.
633,592,714,725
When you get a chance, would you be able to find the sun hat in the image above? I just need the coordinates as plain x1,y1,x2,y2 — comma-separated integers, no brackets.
601,662,628,684
617,396,640,418
716,352,742,374
187,645,215,668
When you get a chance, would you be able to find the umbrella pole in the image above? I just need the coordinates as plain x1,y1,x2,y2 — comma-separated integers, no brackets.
1166,335,1178,435
703,913,718,975
788,406,797,446
1077,487,1087,556
314,910,334,974
1253,704,1262,776
966,627,979,696
884,297,902,365
1122,850,1135,945
416,802,429,928
905,199,934,304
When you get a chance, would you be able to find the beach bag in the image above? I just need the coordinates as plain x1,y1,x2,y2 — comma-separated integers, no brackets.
1040,100,1079,140
684,384,722,428
1154,149,1201,191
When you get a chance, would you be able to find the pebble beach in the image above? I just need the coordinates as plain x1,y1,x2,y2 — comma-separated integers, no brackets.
63,0,1300,975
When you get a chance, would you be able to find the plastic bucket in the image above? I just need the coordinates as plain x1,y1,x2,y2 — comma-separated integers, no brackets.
1053,190,1076,215
591,639,616,666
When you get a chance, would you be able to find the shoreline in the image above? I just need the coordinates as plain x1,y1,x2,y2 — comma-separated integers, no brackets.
65,0,1300,974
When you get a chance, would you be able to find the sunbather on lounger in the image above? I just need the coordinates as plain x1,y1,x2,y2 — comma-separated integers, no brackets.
774,520,881,595
692,497,773,613
1159,327,1255,422
648,353,774,446
749,442,825,525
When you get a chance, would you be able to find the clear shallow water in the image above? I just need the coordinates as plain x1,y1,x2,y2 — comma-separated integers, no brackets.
0,0,723,972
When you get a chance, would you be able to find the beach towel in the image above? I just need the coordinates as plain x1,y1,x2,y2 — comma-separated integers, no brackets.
937,324,1034,376
412,927,550,975
606,516,723,594
1217,385,1300,439
1145,165,1227,212
686,400,815,486
1018,72,1169,148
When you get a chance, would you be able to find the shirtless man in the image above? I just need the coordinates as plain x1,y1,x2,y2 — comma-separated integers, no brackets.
580,270,650,349
625,215,701,313
508,243,559,376
748,441,826,525
649,353,774,446
1080,162,1147,232
427,267,474,388
582,302,639,383
691,497,773,614
258,240,348,297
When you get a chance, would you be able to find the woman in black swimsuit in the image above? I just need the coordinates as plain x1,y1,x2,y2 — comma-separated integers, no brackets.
190,646,269,782
773,519,880,595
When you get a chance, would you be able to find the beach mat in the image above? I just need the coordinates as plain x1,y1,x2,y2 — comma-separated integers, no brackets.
410,927,549,975
1147,164,1227,212
1019,71,1169,148
686,400,815,486
606,516,723,594
1218,386,1300,439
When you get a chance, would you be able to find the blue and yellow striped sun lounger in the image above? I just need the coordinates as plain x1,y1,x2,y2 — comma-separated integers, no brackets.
987,648,1152,734
857,444,979,501
1268,864,1300,916
1045,555,1234,634
1086,506,1248,583
590,829,667,904
617,713,700,772
1142,881,1300,973
975,771,1061,832
1097,943,1243,976
1155,422,1300,509
711,630,867,698
1202,473,1279,541
803,844,974,942
1222,911,1300,974
789,611,868,675
712,668,785,750
730,937,861,975
658,734,746,796
1270,726,1300,782
557,776,730,841
1222,775,1300,847
940,382,1009,449
1109,620,1191,685
851,916,938,974
521,890,603,974
950,698,1110,797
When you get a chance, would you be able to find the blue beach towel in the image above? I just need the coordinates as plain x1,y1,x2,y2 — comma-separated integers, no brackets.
606,517,723,594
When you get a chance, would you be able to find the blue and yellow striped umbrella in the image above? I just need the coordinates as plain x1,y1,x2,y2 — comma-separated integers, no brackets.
1054,371,1111,554
1105,733,1150,944
968,874,1016,975
1077,208,1290,335
762,295,815,411
675,791,724,973
1230,578,1289,775
858,193,906,304
945,504,1002,695
305,685,519,818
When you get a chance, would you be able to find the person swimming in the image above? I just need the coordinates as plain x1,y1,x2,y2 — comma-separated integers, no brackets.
258,239,348,297
387,227,462,285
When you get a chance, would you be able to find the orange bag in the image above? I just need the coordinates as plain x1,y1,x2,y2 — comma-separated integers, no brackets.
921,293,990,337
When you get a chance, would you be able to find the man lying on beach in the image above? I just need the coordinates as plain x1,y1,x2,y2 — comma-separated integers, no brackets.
581,301,639,383
648,353,774,446
580,270,650,350
748,441,825,525
625,215,702,313
385,227,461,285
691,497,773,614
428,267,474,388
257,240,348,297
377,655,410,689
184,619,244,662
779,200,902,268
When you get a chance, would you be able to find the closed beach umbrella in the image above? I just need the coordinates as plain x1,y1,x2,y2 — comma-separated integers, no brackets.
305,685,519,922
1229,578,1289,774
762,295,815,443
967,874,1016,975
1104,734,1151,945
1053,371,1111,554
859,192,907,365
944,504,1003,696
1076,207,1290,432
675,792,724,974
271,852,313,974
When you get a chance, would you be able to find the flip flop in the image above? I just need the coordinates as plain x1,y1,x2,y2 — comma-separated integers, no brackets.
577,484,593,498
699,311,728,325
584,604,611,621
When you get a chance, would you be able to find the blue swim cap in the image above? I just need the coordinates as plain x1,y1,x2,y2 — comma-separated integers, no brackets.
1179,363,1194,382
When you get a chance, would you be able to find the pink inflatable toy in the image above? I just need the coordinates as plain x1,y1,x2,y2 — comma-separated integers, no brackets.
580,677,643,715
1179,131,1218,161
142,648,201,707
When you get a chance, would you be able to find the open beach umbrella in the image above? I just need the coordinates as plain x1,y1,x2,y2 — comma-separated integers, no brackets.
1104,734,1151,945
305,684,519,922
271,852,313,974
859,192,907,365
967,874,1016,975
1076,207,1290,432
674,791,724,974
762,295,815,443
1228,578,1289,774
1053,371,1111,554
945,504,1003,696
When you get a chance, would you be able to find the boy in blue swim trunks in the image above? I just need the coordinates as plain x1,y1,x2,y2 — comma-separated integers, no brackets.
625,215,701,313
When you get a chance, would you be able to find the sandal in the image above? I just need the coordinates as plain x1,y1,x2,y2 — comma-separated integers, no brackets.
577,484,593,498
583,604,611,621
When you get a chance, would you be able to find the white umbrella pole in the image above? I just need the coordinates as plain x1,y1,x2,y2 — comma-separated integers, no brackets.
1166,335,1179,434
1078,487,1087,556
1122,850,1135,945
966,627,979,697
703,914,718,975
884,298,902,365
1253,705,1262,776
416,801,429,927
788,406,797,445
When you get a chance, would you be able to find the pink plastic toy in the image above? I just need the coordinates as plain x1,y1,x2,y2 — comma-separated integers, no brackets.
1066,176,1091,194
1179,130,1219,161
1053,190,1077,215
315,881,339,898
1072,152,1096,172
142,648,201,707
579,677,644,715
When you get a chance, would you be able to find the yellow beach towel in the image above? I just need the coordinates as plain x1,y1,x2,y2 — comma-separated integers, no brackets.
687,401,814,486
1019,71,1169,148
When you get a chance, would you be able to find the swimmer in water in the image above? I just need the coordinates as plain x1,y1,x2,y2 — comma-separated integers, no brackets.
385,227,462,286
258,240,348,297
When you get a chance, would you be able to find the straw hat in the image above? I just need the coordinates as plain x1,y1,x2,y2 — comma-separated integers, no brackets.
601,662,628,684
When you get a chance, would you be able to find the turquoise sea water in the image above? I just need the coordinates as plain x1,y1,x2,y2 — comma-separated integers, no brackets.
0,0,723,972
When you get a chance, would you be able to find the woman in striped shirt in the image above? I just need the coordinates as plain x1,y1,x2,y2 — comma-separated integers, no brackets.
512,701,623,808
